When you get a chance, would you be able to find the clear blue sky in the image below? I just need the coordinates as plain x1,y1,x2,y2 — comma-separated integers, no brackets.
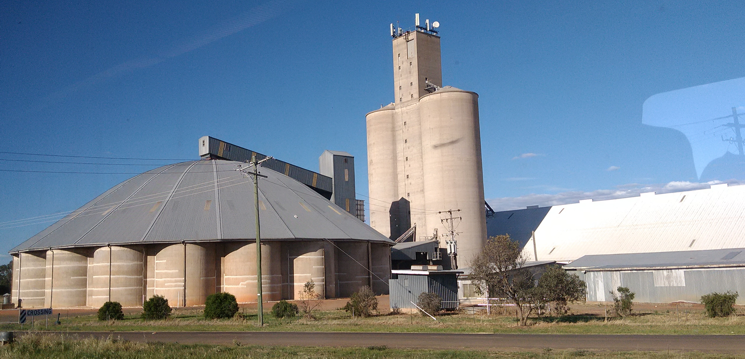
3,1,745,259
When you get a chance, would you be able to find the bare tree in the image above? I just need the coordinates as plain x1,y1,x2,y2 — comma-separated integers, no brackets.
470,235,539,326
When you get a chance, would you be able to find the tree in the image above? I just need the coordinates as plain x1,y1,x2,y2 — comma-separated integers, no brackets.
298,280,322,319
535,266,586,315
470,235,539,326
0,260,11,295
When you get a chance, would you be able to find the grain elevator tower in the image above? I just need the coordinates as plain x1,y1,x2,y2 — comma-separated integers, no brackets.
366,14,486,268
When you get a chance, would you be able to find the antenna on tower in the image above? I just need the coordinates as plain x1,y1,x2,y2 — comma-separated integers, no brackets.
414,13,440,35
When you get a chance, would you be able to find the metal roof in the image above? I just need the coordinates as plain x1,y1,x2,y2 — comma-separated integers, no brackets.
11,160,392,253
486,206,550,248
519,184,745,262
391,240,438,261
321,150,353,157
565,248,745,271
199,136,333,197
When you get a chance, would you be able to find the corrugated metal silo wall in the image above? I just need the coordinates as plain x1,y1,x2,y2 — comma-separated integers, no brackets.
579,267,745,304
389,274,459,310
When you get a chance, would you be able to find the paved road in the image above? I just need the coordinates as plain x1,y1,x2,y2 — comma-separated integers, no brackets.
26,331,745,353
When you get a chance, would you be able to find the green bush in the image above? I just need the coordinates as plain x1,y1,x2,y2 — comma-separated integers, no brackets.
417,292,442,317
204,292,239,319
343,285,378,318
97,301,124,321
142,295,172,320
701,291,738,318
611,287,635,317
271,300,298,318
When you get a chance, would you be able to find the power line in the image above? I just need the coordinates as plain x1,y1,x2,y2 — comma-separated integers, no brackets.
0,158,173,166
0,151,191,161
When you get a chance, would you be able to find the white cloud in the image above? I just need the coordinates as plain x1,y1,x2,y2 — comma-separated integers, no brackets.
486,180,744,211
504,177,536,181
607,166,620,171
512,153,542,160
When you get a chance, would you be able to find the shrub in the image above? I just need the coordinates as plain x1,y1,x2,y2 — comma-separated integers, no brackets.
417,292,441,317
142,295,172,320
97,301,124,321
701,291,739,318
271,300,298,318
343,285,378,318
611,287,635,317
298,280,322,319
204,292,239,319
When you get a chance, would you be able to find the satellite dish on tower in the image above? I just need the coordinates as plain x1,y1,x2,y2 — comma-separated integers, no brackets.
432,21,440,29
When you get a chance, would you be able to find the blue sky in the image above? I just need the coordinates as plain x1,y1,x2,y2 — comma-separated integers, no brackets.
2,1,745,259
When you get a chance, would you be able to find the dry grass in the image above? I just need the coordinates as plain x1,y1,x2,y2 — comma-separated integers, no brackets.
2,302,744,335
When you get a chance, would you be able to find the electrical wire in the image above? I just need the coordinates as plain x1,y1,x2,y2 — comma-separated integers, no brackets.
0,151,191,161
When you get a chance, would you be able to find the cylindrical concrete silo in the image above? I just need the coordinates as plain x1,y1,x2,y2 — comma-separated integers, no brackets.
185,243,216,306
46,249,88,308
419,89,487,268
283,241,325,299
336,241,369,297
148,244,183,307
19,251,46,308
223,242,282,303
11,255,19,306
89,246,144,308
366,106,398,238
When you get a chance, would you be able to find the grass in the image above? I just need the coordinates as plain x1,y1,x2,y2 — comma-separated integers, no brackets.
0,332,743,359
2,304,745,335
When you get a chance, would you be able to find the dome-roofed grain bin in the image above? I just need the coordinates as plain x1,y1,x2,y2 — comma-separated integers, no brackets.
10,160,392,308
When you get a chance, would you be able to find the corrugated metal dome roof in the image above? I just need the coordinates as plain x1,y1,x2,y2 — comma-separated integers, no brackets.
12,160,391,253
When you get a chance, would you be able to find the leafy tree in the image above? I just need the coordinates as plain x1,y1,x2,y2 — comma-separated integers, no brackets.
417,292,442,317
535,266,586,315
343,285,378,318
701,292,738,318
204,292,239,319
298,280,322,319
271,300,298,318
470,235,539,326
97,301,124,321
142,295,172,320
611,287,635,317
0,260,12,295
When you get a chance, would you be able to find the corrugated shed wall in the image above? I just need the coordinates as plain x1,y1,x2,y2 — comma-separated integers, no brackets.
579,267,745,304
389,273,459,310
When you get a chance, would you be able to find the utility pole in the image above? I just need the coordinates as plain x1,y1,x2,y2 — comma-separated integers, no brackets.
237,153,272,326
722,107,745,156
438,209,461,269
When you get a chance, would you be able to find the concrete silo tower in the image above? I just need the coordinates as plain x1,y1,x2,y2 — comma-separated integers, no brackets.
366,15,486,268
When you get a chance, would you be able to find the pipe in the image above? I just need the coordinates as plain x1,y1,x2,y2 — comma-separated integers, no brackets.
49,248,54,308
18,254,22,308
182,241,187,307
108,244,112,302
